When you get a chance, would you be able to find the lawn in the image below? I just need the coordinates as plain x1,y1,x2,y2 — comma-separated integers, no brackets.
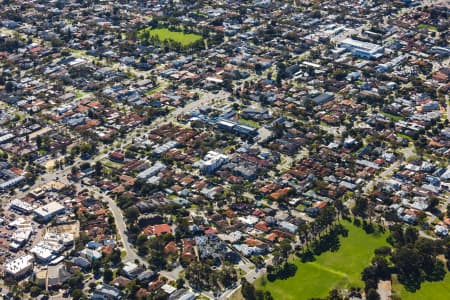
75,90,86,99
397,133,414,142
392,273,450,300
238,118,260,128
145,86,163,95
255,221,389,300
380,112,403,121
418,24,438,31
101,159,123,170
138,28,202,47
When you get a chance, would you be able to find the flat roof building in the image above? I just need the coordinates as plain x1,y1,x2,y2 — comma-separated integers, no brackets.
136,161,166,180
34,201,65,222
0,175,25,191
338,38,384,59
10,198,34,214
193,151,229,174
5,254,34,279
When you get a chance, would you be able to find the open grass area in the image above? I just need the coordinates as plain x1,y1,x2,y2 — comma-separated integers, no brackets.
138,28,203,47
381,112,403,121
418,24,438,31
101,159,124,170
229,287,245,300
392,272,450,300
255,221,389,300
75,90,86,99
397,133,414,142
238,118,260,128
145,86,163,95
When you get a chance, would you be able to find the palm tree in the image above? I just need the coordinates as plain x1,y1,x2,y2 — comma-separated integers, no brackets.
334,198,344,221
297,222,309,249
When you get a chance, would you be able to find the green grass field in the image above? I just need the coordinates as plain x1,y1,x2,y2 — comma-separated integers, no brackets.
101,158,123,170
145,86,163,95
238,118,260,128
255,221,389,300
392,273,450,300
381,112,403,121
418,24,438,31
138,28,202,47
397,133,414,142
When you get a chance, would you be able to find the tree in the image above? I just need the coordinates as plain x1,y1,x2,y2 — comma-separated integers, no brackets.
103,269,113,283
391,247,423,291
241,278,256,300
334,199,344,220
297,222,309,246
5,81,14,92
71,289,85,300
366,289,380,300
68,272,85,290
352,197,368,216
95,161,102,177
176,278,185,289
387,224,405,248
36,135,42,149
29,286,42,297
328,289,343,300
71,166,79,176
88,282,97,292
404,227,418,245
125,207,139,221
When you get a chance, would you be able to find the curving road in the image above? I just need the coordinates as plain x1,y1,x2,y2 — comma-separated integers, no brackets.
87,187,149,267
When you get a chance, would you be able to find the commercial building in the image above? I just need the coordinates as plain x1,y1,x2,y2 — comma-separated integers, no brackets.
338,38,384,59
5,254,34,279
92,284,122,300
10,198,34,214
193,151,229,174
136,161,166,180
216,118,258,137
152,140,179,156
34,201,66,222
0,175,26,191
80,248,102,261
30,243,55,263
34,264,71,289
312,93,335,105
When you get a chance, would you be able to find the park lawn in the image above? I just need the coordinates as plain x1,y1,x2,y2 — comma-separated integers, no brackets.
256,221,389,300
138,28,202,47
392,272,450,300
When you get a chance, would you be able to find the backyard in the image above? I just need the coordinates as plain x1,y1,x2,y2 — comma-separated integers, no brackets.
255,221,389,300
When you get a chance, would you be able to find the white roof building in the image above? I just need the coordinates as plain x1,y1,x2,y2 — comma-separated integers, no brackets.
193,151,229,174
30,244,54,262
34,201,65,221
10,199,34,214
5,254,34,279
136,161,166,180
44,231,74,246
238,215,259,225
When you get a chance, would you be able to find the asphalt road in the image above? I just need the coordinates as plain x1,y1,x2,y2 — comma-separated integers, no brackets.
87,187,149,267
